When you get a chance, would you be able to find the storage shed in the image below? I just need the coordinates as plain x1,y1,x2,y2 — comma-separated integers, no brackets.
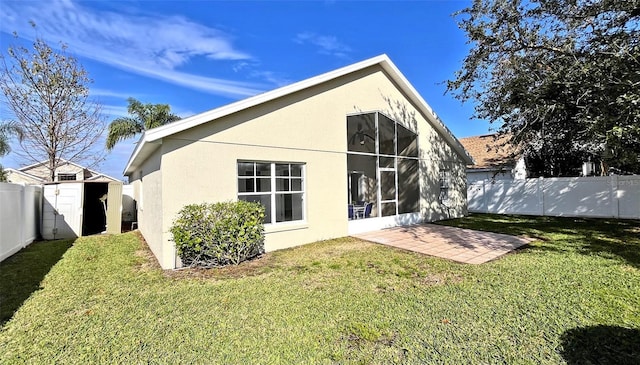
42,181,123,239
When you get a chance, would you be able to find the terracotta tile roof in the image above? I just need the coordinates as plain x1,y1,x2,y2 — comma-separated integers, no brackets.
459,134,518,168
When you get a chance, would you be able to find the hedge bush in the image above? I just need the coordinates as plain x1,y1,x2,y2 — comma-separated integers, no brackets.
170,201,265,267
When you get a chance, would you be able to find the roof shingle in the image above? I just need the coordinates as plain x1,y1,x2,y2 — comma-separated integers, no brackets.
459,134,518,168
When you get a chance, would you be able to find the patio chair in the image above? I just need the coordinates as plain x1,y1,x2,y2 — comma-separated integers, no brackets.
348,204,354,220
363,202,373,218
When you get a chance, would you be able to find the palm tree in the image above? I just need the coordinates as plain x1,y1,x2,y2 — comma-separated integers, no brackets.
106,98,180,150
0,121,23,157
0,121,23,182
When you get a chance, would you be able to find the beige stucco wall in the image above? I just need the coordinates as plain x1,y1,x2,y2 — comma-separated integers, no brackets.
130,151,170,268
143,64,468,268
161,140,347,255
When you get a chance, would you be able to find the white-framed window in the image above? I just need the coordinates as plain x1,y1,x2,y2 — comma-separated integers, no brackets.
439,169,450,202
439,169,450,189
237,161,305,224
57,173,77,181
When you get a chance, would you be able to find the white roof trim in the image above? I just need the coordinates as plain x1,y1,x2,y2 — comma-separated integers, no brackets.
124,54,473,175
18,157,84,172
4,168,46,182
86,173,121,182
84,168,121,182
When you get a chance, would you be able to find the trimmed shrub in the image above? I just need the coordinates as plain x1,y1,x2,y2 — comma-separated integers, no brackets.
170,201,265,267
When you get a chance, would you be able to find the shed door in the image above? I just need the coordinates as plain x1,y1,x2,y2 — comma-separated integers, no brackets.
42,183,83,240
106,182,123,234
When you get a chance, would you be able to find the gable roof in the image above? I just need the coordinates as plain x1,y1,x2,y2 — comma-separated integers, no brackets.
459,134,519,169
124,54,473,175
17,158,120,182
19,158,86,172
4,168,46,183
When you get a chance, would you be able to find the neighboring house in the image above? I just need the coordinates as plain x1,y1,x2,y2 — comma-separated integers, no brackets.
459,134,527,183
6,158,120,184
124,54,474,269
3,168,46,185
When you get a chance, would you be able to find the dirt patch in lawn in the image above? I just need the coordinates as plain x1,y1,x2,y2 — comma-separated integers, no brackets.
137,249,277,281
131,232,277,279
164,254,279,280
133,235,381,280
421,272,464,286
131,235,463,286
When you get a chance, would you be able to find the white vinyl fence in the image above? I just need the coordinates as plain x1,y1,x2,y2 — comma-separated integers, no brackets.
468,175,640,219
0,183,42,262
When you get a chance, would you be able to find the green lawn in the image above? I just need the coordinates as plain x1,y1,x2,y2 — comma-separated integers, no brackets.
1,214,638,364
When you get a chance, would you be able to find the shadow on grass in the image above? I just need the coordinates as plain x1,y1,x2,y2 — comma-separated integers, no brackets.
561,325,640,365
438,214,640,268
0,239,74,326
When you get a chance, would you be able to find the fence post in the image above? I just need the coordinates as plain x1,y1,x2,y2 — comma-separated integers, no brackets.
20,185,26,248
482,180,488,213
610,175,619,218
538,177,545,216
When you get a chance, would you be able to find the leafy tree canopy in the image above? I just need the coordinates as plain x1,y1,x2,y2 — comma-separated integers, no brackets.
105,97,180,151
448,0,640,176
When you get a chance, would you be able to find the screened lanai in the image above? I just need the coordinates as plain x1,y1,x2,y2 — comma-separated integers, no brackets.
346,112,420,222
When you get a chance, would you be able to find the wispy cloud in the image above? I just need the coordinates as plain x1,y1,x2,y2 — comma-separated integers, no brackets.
232,61,292,87
101,105,130,119
0,0,267,98
91,89,137,100
248,71,292,87
294,32,352,58
232,61,251,73
101,103,195,121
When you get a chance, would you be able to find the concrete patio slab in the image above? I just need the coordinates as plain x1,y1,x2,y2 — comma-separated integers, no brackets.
353,223,535,264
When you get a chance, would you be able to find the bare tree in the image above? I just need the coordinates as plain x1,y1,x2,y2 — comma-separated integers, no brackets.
0,31,104,182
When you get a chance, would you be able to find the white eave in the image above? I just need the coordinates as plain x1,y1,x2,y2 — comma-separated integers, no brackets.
4,168,46,182
123,54,474,175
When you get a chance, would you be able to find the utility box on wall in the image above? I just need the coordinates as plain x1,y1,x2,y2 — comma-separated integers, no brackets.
42,181,123,240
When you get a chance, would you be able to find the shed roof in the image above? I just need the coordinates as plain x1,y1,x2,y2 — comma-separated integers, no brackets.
124,54,473,175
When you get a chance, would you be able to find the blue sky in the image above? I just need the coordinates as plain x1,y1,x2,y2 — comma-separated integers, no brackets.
0,0,491,181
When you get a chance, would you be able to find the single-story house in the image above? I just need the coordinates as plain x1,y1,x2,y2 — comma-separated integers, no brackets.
459,134,527,183
124,54,474,269
5,158,120,184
